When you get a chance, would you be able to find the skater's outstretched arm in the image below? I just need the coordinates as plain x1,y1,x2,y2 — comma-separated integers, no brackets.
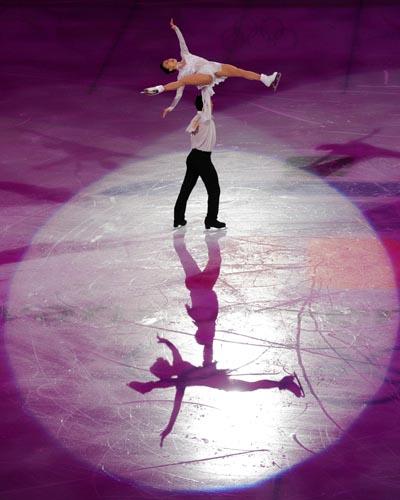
170,18,189,56
160,386,185,446
163,86,185,117
157,335,184,366
145,74,213,117
162,19,188,117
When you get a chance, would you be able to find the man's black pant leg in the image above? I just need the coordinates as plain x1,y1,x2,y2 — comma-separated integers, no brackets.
200,155,220,221
174,151,199,222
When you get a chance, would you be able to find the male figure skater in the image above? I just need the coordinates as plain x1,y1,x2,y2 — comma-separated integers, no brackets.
173,94,226,230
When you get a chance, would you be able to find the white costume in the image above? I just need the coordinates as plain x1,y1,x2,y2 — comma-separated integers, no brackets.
142,25,281,107
186,103,216,152
166,27,227,113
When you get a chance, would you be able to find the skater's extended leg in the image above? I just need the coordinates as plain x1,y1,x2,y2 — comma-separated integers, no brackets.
164,74,213,92
196,375,301,396
278,375,302,397
127,379,175,393
217,64,261,80
142,74,214,96
226,378,280,391
216,64,280,91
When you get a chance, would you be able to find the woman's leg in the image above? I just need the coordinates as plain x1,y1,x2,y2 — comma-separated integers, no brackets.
227,378,280,391
127,379,176,393
188,375,280,391
164,73,213,92
216,64,261,81
216,64,280,90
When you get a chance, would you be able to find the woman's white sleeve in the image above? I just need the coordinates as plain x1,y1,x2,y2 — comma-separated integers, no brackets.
174,27,190,56
200,87,212,121
168,85,185,110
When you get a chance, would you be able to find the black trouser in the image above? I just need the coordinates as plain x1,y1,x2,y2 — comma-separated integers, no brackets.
174,148,220,222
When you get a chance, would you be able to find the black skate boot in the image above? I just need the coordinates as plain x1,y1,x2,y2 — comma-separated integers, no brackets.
173,219,187,228
204,219,226,230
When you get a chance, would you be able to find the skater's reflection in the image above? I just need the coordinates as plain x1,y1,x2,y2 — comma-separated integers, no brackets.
128,231,303,446
128,336,303,446
304,128,400,177
314,128,400,162
173,229,223,366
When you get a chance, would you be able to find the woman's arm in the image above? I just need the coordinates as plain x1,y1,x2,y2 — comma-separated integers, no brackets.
162,85,185,117
160,386,185,447
157,335,184,365
170,18,189,56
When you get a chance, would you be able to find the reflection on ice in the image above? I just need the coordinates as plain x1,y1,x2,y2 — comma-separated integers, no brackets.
4,151,398,491
128,231,303,446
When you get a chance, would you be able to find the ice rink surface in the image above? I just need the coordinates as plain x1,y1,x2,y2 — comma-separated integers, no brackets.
1,1,400,499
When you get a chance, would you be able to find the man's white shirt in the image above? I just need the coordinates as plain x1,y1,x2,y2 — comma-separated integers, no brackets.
186,109,216,152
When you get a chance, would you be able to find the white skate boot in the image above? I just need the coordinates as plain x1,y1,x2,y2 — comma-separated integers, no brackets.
141,85,165,95
261,72,281,92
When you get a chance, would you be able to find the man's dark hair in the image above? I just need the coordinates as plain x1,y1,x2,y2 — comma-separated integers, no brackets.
195,95,203,111
160,62,173,74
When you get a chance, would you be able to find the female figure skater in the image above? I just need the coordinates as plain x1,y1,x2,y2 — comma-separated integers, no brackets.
128,335,304,446
141,19,281,118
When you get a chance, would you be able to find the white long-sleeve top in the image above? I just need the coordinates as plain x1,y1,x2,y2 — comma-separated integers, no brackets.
186,107,216,152
168,27,225,112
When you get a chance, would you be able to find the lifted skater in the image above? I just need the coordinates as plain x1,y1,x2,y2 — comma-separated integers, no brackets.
128,336,304,446
174,94,225,230
142,19,281,118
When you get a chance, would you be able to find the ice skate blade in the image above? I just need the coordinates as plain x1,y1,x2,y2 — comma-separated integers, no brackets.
205,225,227,230
293,371,305,397
272,72,282,92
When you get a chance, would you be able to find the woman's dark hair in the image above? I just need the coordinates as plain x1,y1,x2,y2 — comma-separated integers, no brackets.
195,95,203,111
160,61,173,74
